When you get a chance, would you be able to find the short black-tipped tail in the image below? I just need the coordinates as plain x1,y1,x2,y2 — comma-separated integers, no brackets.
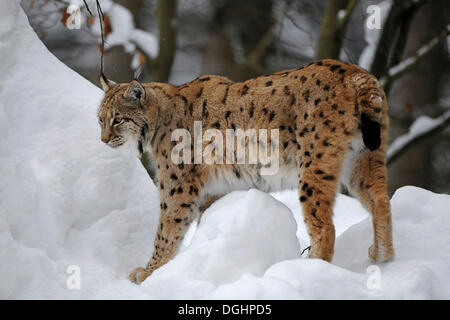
361,113,381,151
351,72,385,152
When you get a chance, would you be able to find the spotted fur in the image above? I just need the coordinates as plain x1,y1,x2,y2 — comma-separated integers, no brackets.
98,59,394,284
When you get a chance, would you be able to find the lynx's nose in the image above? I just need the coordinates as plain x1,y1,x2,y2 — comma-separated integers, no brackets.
101,130,112,144
101,122,115,144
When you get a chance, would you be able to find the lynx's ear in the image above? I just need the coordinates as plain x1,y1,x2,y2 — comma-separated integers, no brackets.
99,73,117,92
123,80,147,105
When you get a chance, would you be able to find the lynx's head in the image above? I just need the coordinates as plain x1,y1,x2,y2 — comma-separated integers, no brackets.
98,75,158,155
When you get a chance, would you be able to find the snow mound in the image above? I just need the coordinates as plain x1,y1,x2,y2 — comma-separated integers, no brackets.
1,1,450,299
334,186,450,299
96,190,301,299
206,186,450,300
0,0,159,299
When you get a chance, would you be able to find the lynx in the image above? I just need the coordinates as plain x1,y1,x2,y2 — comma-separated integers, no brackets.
98,59,394,284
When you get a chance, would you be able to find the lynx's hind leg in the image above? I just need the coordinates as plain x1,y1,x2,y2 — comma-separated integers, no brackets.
348,149,394,262
299,137,352,263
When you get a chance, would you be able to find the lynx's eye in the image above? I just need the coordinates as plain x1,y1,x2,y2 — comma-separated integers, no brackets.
112,117,124,125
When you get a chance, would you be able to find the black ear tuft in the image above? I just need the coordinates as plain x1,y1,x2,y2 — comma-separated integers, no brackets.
133,65,143,81
361,113,381,151
99,73,117,92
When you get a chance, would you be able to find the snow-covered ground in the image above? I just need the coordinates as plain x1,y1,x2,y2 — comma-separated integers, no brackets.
1,1,450,299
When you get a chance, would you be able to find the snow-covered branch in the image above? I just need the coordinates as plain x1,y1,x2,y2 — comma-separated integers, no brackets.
68,0,159,71
387,109,450,165
380,24,450,88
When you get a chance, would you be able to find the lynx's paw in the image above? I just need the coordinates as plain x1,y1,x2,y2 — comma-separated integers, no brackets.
369,244,394,263
129,267,153,284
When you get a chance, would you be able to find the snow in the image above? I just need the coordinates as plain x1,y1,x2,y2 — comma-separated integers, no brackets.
1,1,450,299
130,29,159,59
337,9,346,22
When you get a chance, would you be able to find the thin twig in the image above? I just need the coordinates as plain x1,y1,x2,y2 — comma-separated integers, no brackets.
285,13,313,45
96,0,105,77
83,0,92,15
301,246,311,256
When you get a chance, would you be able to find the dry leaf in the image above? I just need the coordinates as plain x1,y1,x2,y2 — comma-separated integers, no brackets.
102,13,112,38
86,16,94,26
60,9,71,27
139,52,147,66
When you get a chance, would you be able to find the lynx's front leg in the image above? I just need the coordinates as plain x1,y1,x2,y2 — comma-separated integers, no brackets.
129,183,199,284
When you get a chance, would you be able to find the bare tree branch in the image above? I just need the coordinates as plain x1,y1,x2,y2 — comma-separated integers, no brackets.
245,24,274,67
387,109,450,165
285,13,313,45
380,24,450,89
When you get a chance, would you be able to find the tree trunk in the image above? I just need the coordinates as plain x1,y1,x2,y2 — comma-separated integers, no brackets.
147,0,177,82
201,0,273,81
369,0,426,80
315,0,354,60
387,1,449,195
